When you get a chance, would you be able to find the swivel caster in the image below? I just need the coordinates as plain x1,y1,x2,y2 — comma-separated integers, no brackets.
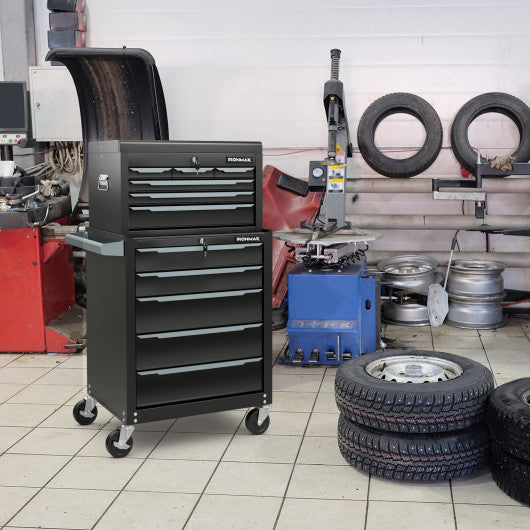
105,426,134,458
73,397,98,425
245,406,271,435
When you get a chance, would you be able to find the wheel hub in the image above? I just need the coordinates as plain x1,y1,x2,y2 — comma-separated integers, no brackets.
366,355,463,383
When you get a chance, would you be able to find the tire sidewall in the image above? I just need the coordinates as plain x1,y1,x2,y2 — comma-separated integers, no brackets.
337,349,491,395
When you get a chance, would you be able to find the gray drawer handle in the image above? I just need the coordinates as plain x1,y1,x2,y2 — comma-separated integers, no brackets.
130,204,253,212
174,167,214,173
129,192,253,199
137,288,262,303
129,179,253,186
137,265,262,278
216,167,254,173
137,323,263,340
137,243,261,253
129,167,172,173
138,357,262,376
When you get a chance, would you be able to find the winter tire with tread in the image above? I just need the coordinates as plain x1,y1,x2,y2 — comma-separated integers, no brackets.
335,349,494,433
338,414,489,482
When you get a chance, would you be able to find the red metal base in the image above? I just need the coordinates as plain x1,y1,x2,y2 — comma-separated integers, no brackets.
0,222,75,353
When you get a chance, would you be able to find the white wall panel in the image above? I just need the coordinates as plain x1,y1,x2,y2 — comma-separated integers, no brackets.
31,0,530,289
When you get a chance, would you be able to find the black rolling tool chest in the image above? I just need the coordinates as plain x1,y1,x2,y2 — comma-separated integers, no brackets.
67,140,272,457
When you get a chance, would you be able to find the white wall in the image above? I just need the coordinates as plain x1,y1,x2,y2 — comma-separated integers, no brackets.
32,0,530,289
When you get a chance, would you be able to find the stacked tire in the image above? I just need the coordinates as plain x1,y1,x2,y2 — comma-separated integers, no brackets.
487,378,530,505
335,349,494,481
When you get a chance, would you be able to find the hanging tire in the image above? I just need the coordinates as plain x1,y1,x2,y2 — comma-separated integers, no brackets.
338,414,489,482
487,378,530,462
357,93,443,178
335,349,494,433
490,442,530,506
450,92,530,174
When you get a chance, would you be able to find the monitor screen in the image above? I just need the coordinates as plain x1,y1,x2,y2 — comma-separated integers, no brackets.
0,82,28,132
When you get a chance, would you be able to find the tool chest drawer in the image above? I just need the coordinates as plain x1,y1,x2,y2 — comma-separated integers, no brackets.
136,323,263,371
129,203,254,230
136,265,263,296
136,288,263,334
128,191,255,206
136,357,263,408
135,241,263,272
128,178,255,194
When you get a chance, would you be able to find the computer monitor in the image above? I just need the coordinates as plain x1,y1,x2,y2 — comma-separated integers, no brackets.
0,82,29,146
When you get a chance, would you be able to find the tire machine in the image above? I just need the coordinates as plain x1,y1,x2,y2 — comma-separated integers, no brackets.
275,50,381,365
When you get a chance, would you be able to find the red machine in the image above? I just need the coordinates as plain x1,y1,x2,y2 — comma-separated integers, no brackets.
262,165,321,308
0,221,82,353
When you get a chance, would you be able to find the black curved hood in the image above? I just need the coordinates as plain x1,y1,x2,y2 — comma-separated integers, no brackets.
46,47,169,205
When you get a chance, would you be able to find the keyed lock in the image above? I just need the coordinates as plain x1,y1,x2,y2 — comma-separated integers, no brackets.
199,237,208,257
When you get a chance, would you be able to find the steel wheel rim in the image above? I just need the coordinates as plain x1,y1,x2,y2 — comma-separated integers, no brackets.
365,355,463,383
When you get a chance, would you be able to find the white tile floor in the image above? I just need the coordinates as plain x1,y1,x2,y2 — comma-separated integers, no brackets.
0,320,529,529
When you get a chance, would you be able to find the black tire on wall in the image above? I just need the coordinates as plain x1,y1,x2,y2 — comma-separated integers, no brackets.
487,378,530,462
335,349,494,434
338,414,489,482
490,442,530,506
357,93,443,178
450,92,530,174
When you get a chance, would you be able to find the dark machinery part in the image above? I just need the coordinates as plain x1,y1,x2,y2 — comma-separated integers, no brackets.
433,162,530,220
308,49,352,231
0,82,30,159
45,47,169,215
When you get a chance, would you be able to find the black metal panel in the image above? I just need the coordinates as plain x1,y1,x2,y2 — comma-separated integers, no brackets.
135,242,263,272
135,265,263,296
136,290,263,334
136,358,263,408
136,323,263,371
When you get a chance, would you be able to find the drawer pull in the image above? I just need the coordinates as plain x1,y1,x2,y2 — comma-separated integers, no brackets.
137,288,262,303
129,167,172,173
138,357,262,376
216,167,254,173
129,192,253,199
137,243,261,254
129,179,253,186
137,265,262,279
130,204,253,212
137,322,263,340
174,167,214,173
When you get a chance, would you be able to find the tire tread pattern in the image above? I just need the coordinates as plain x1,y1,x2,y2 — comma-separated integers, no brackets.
338,415,488,482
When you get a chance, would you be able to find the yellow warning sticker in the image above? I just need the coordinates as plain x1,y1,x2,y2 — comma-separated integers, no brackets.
329,178,344,182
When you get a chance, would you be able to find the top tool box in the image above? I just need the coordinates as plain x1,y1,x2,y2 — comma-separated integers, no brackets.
67,140,272,457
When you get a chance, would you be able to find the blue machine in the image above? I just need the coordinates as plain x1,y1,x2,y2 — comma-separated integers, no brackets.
282,261,378,365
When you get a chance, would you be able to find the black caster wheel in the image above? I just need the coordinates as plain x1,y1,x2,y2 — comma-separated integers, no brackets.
73,399,98,425
105,428,133,458
245,408,270,435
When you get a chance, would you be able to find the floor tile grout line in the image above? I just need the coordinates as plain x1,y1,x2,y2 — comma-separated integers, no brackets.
181,413,249,529
89,417,178,530
0,358,85,407
272,367,325,530
3,408,106,528
449,479,458,530
477,333,495,379
363,474,371,530
1,390,97,457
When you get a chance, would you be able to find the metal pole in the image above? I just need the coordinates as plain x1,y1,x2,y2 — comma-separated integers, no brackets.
345,178,530,194
345,214,530,230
